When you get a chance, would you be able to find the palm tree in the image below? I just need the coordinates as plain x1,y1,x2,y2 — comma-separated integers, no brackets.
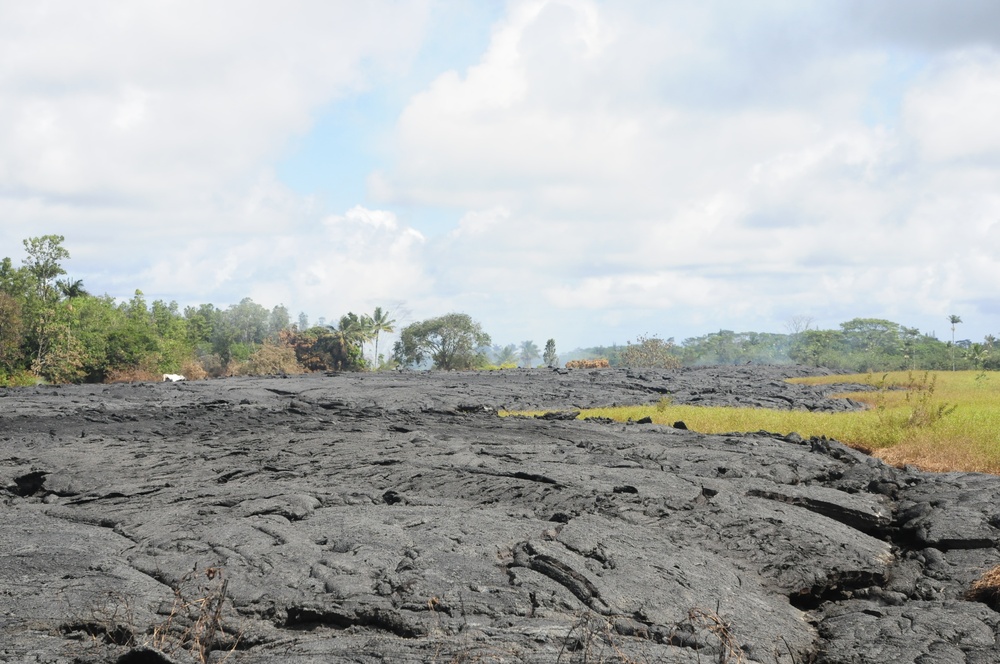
949,315,962,370
519,340,541,368
327,313,374,370
57,278,88,299
493,344,518,366
369,306,396,370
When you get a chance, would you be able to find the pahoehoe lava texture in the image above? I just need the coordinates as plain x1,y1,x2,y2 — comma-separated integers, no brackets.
3,366,1000,662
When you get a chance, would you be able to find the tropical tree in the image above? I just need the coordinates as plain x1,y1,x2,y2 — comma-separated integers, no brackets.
369,306,396,369
519,340,541,368
492,344,518,367
967,343,989,371
949,314,962,370
394,313,491,370
57,278,88,299
22,235,70,302
543,339,558,367
325,312,372,371
336,312,373,345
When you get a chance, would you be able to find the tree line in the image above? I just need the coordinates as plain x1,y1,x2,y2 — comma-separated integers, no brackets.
0,235,560,385
0,235,404,385
2,236,995,385
576,316,994,373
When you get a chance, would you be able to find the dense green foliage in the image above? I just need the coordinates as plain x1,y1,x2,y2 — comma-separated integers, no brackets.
0,236,392,384
572,317,994,373
394,313,491,370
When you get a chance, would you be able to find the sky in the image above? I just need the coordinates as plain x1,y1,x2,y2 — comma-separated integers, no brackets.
3,0,1000,351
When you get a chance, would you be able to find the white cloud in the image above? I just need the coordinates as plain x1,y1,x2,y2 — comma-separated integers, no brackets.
0,1,429,242
138,202,429,319
0,0,432,323
6,1,1000,349
366,0,1000,345
451,206,511,237
903,49,1000,163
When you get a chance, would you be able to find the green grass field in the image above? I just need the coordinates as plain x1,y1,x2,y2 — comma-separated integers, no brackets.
511,371,1000,474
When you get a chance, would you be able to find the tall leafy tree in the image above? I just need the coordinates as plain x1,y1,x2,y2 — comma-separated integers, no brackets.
789,329,848,369
184,304,220,348
105,290,160,371
21,235,72,374
269,304,291,338
0,293,24,373
394,313,491,370
840,318,902,371
543,339,558,368
70,295,122,381
22,235,70,302
0,256,29,298
227,297,270,345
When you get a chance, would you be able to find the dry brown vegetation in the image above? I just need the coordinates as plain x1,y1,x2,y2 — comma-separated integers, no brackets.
231,341,304,376
180,359,209,381
565,359,610,369
967,565,1000,607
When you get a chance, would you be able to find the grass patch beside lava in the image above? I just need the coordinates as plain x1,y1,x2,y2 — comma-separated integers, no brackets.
507,370,1000,474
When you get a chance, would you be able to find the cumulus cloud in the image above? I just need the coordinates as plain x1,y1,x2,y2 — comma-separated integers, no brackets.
366,0,1000,344
0,0,429,296
138,202,429,320
6,1,1000,349
903,50,1000,163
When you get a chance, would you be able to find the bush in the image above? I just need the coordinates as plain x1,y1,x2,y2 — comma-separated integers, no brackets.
620,335,681,369
194,353,226,378
0,370,38,387
232,342,304,376
180,359,208,381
